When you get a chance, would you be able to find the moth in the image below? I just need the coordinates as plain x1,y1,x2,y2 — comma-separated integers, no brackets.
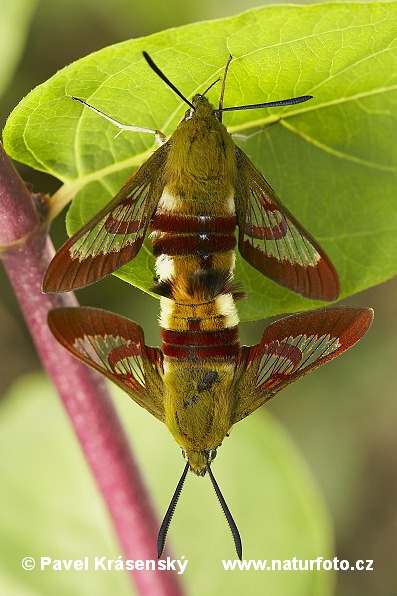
43,51,339,301
48,304,373,557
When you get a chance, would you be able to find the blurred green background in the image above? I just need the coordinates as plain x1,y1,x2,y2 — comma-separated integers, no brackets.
0,1,396,595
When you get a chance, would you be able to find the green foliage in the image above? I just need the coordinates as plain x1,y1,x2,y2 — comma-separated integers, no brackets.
3,2,397,319
0,0,36,99
0,373,334,596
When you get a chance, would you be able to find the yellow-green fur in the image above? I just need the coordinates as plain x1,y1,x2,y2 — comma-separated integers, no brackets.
163,97,237,206
163,363,236,474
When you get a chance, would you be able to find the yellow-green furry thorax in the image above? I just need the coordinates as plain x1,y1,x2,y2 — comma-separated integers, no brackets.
163,95,237,197
163,362,236,474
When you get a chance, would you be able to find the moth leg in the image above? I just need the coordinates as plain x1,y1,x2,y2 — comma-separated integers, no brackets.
71,97,168,145
231,130,262,143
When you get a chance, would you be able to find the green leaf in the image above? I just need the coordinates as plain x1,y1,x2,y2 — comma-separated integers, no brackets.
3,2,397,319
0,372,334,595
0,374,131,596
0,0,36,99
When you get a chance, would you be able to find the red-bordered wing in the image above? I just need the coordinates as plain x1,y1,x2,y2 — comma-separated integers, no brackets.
43,142,171,293
48,307,165,421
235,147,340,301
232,306,373,423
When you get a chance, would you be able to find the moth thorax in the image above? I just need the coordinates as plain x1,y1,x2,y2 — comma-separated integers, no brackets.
163,363,235,474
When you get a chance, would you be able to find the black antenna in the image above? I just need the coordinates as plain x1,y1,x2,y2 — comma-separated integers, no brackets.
206,464,242,560
216,94,313,114
157,462,189,558
142,51,195,110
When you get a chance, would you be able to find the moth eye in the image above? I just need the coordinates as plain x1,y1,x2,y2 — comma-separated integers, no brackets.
207,449,217,462
181,449,188,461
184,107,194,121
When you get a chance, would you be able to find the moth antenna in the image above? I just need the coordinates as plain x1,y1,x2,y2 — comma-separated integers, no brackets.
206,464,243,560
218,54,233,122
216,94,313,114
142,51,195,110
157,462,189,558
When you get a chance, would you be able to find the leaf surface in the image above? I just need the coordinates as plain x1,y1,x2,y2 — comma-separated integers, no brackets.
0,0,36,100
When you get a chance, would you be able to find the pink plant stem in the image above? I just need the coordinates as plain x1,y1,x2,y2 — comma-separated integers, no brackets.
0,145,183,596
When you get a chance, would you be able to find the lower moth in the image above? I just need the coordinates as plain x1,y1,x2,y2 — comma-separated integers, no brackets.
48,303,373,557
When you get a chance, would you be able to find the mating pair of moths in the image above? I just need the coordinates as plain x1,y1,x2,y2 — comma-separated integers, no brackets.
44,52,373,558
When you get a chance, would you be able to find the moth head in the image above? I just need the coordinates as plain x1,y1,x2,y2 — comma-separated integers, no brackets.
182,94,215,122
182,447,218,476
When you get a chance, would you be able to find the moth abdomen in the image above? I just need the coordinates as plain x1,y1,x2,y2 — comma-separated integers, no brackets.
161,327,239,359
152,268,237,302
151,233,236,257
186,269,240,300
151,211,236,259
150,213,236,233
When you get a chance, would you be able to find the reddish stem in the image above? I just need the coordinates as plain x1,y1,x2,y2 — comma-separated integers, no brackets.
0,145,183,596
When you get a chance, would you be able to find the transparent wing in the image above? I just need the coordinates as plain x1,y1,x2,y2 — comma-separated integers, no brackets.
48,307,165,421
43,142,170,292
235,147,339,301
232,306,373,423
